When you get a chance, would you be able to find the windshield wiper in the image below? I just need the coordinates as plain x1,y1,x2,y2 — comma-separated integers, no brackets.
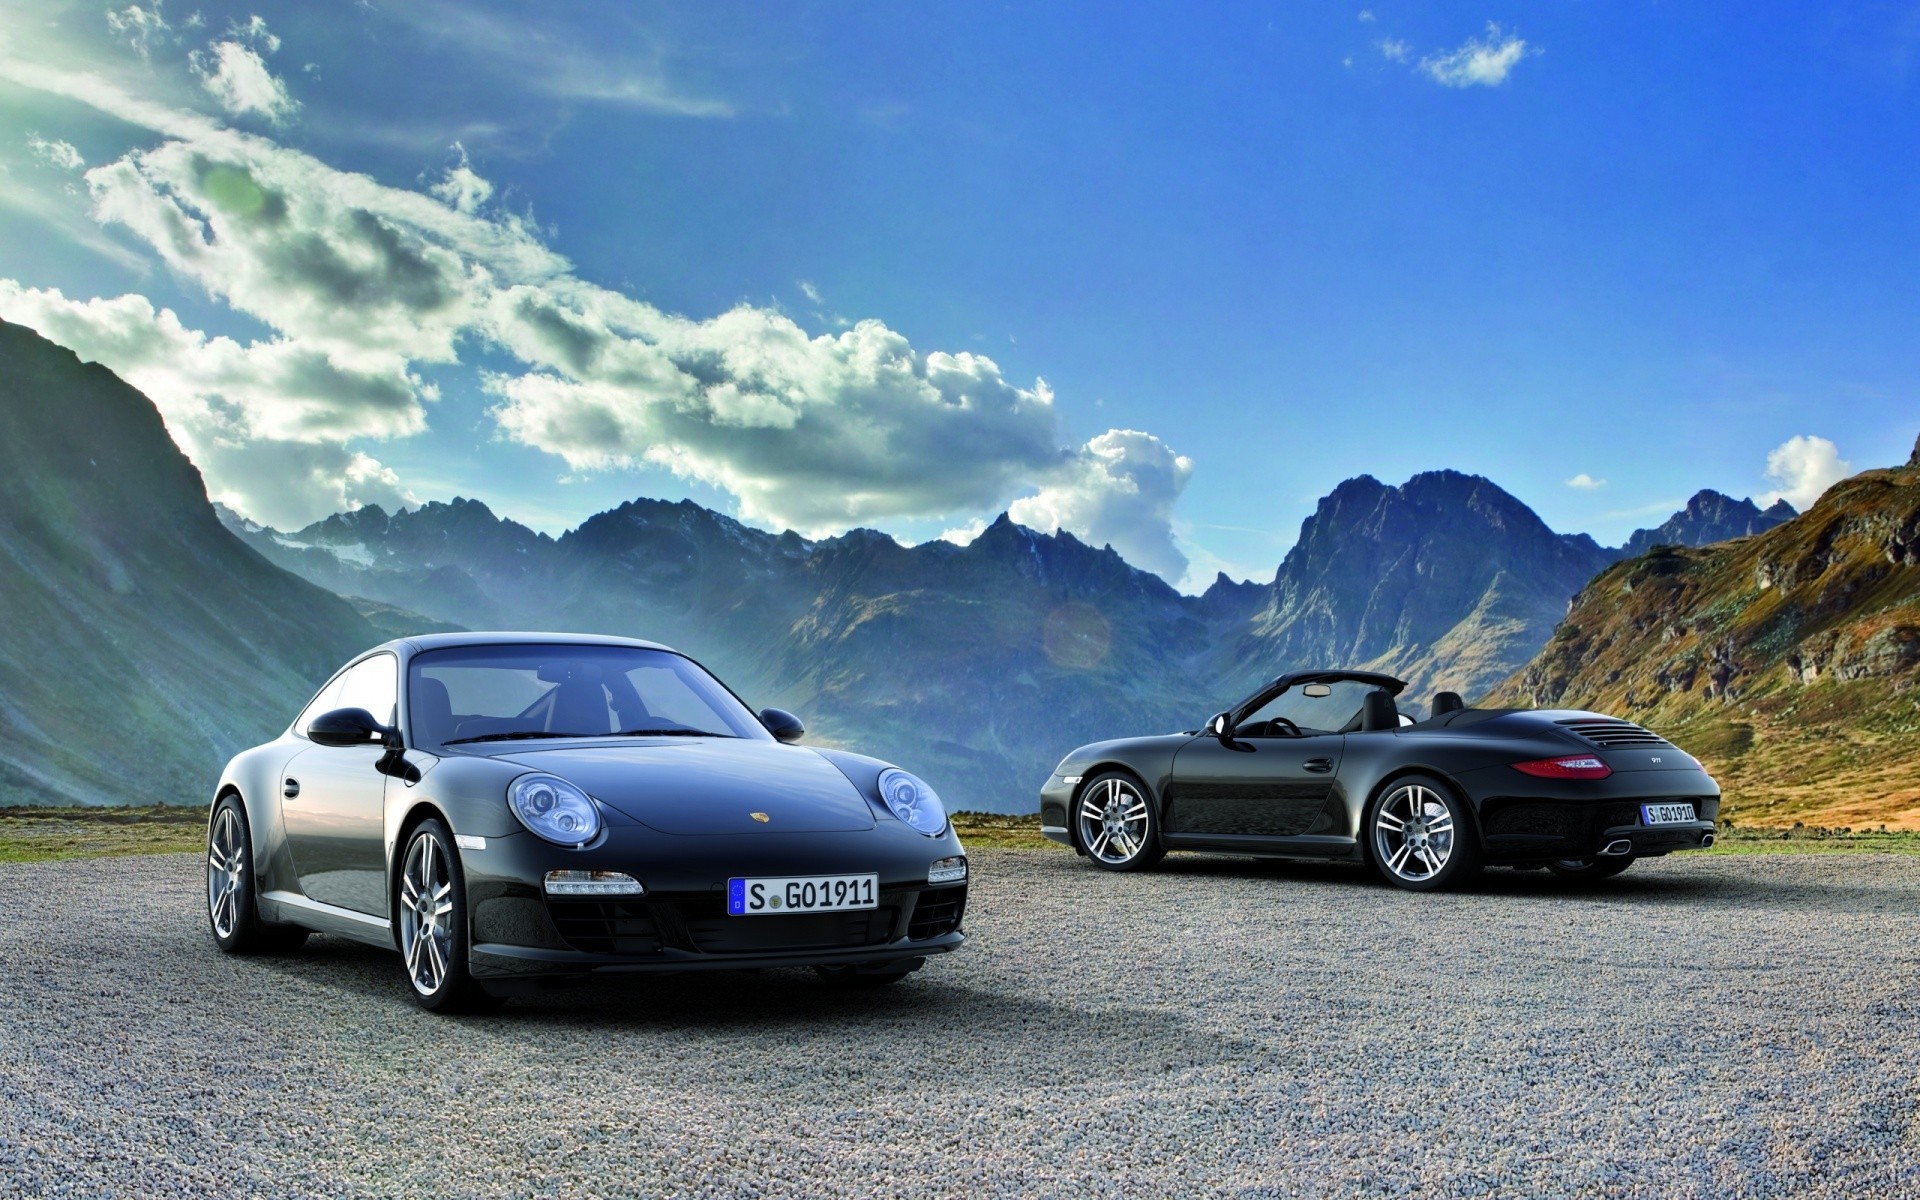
613,728,738,739
441,731,605,746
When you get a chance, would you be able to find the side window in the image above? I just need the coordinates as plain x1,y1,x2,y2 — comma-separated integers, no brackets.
332,655,399,728
292,673,345,738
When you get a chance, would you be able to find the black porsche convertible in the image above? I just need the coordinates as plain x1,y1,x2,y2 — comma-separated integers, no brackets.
1038,670,1719,890
207,633,967,1010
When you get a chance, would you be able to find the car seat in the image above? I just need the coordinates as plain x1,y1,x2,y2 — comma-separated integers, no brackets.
1431,691,1465,719
1360,690,1399,732
411,676,457,746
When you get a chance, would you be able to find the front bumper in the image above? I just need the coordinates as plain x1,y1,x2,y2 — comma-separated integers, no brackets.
457,823,967,988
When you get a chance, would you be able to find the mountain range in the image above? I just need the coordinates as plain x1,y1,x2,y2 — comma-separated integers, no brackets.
0,315,1850,815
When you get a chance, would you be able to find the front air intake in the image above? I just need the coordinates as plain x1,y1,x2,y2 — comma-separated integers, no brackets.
1556,718,1671,749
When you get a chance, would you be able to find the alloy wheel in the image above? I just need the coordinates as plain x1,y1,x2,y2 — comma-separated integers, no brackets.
207,807,245,938
1076,777,1150,866
400,830,455,996
1372,783,1456,884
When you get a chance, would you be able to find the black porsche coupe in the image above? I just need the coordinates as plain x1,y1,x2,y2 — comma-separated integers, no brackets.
1038,670,1719,890
207,634,967,1010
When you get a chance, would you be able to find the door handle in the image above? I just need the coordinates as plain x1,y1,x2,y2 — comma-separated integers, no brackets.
283,778,300,798
1303,758,1333,774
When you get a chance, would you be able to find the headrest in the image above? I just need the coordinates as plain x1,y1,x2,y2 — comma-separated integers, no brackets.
1431,691,1465,718
1360,690,1399,732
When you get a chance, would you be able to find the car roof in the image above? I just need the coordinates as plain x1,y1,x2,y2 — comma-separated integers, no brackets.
382,631,677,656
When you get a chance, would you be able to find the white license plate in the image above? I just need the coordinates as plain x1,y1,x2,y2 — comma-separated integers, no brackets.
727,873,878,916
1642,803,1697,825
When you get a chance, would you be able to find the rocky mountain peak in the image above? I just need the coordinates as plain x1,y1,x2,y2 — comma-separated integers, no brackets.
1620,489,1796,558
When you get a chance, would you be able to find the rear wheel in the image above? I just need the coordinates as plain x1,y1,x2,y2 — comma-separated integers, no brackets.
1546,855,1635,880
1368,776,1482,892
1073,772,1165,872
397,820,497,1013
206,796,309,954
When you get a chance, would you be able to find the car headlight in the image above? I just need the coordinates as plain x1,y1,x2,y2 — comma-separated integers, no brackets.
877,768,948,836
508,773,601,847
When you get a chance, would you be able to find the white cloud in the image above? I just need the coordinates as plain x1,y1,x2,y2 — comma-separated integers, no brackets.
106,2,171,60
427,143,494,214
26,135,85,171
1420,24,1532,88
0,53,1198,578
0,282,426,525
1358,10,1377,23
382,1,734,118
1377,39,1412,64
1008,429,1194,582
1565,473,1607,490
1763,435,1852,511
190,18,299,124
799,280,823,304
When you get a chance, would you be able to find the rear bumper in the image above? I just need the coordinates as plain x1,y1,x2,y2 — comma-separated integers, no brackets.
1475,793,1720,864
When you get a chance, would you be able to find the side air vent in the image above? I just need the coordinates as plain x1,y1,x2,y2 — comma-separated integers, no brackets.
1557,718,1671,749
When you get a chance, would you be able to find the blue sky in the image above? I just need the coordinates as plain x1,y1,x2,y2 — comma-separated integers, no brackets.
1,1,1915,589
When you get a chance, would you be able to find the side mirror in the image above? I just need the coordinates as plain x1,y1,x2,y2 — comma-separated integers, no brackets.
308,707,396,748
759,707,805,744
1207,711,1233,738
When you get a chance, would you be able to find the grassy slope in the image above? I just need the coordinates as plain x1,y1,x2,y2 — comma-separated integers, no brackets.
1489,459,1920,829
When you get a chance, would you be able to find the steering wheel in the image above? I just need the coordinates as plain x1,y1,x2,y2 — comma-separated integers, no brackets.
1248,715,1302,738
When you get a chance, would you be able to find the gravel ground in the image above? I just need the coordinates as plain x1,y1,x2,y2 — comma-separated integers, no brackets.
3,850,1919,1199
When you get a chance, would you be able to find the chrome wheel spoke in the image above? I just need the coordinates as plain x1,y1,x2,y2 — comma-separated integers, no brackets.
1376,812,1405,833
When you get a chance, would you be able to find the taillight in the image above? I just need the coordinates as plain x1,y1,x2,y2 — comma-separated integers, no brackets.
1510,755,1613,779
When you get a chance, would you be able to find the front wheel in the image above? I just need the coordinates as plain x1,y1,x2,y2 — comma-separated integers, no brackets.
397,820,496,1013
1546,855,1635,880
207,796,308,954
1368,776,1483,892
1074,772,1165,872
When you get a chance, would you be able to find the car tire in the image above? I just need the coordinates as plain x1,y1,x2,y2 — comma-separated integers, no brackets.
396,819,499,1014
1073,771,1166,872
1367,775,1483,892
207,795,310,954
1546,855,1636,881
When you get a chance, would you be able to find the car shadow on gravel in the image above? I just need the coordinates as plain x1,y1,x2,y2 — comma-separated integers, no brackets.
239,934,1264,1081
1082,849,1910,913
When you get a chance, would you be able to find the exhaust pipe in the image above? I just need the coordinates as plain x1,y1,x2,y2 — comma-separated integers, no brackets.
1600,839,1634,857
1700,832,1716,849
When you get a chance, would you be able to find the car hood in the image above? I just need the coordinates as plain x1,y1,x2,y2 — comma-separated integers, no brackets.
489,739,878,835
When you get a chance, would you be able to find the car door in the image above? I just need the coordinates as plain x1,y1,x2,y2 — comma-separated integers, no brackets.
1165,729,1346,838
280,653,397,917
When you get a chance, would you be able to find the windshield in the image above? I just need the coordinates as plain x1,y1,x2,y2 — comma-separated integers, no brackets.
407,644,771,750
1236,679,1391,736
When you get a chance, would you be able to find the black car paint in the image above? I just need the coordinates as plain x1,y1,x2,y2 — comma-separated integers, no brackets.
216,633,966,995
1038,675,1719,867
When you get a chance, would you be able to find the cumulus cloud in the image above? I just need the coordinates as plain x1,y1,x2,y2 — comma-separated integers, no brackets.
427,144,493,215
27,135,85,171
106,2,172,60
1763,435,1852,511
1420,24,1532,87
0,54,1195,577
487,313,1067,533
1377,39,1412,64
1565,473,1606,490
190,18,299,124
1008,430,1195,582
0,282,424,525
